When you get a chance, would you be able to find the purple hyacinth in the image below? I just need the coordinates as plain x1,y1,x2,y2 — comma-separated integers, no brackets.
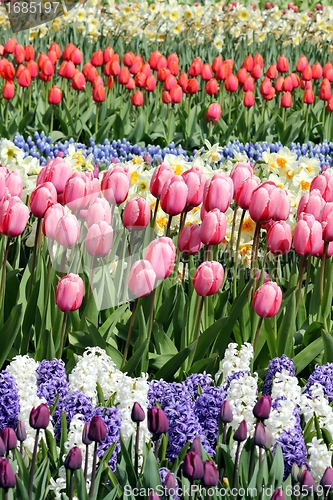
263,355,295,395
52,390,94,443
36,359,69,407
159,467,180,500
0,372,20,431
273,398,308,478
195,385,226,450
183,373,213,400
303,364,333,402
93,406,121,472
224,370,250,392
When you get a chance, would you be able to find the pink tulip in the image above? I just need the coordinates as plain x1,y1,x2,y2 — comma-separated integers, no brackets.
150,163,174,200
37,157,72,194
56,273,84,312
64,173,92,211
30,182,57,218
144,237,176,280
123,197,151,230
200,209,227,245
101,168,129,204
0,196,29,237
160,176,188,216
193,261,224,296
249,182,289,222
178,224,203,255
235,176,260,209
5,170,23,199
266,221,292,254
203,173,234,213
322,209,333,242
128,260,156,298
86,221,113,257
310,172,333,202
294,213,323,256
181,166,207,209
252,281,282,317
0,169,6,200
297,189,325,221
55,214,80,248
86,198,112,228
230,163,253,195
255,269,271,284
42,203,65,239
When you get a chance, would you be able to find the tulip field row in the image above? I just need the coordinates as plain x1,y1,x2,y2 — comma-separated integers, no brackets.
1,2,333,499
1,38,333,146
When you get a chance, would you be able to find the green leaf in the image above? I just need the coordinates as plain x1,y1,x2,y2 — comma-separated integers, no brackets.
122,339,148,375
155,343,195,380
0,304,23,369
294,338,324,375
142,449,162,490
322,331,333,363
277,288,296,357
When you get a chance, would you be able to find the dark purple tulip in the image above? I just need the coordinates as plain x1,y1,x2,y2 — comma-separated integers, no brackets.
131,402,145,423
220,400,233,423
320,467,333,490
0,437,5,456
164,472,177,495
29,403,50,429
253,395,272,420
82,423,92,446
300,470,317,494
88,416,107,443
147,407,169,437
183,452,204,481
271,488,285,500
16,421,27,442
0,428,17,452
234,420,247,442
202,460,219,487
0,458,16,488
253,422,266,448
64,446,83,470
189,437,202,456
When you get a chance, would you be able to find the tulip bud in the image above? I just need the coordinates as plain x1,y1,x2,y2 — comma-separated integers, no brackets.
64,446,82,470
123,197,151,231
48,85,62,105
160,176,188,216
303,89,315,104
131,402,145,423
277,55,289,73
183,452,204,481
281,91,292,108
320,467,333,491
163,472,177,495
88,416,107,443
189,437,202,456
132,90,144,106
220,400,233,423
128,260,156,298
205,102,222,123
2,82,15,100
271,488,285,500
267,221,292,254
147,407,169,437
0,458,16,489
253,281,282,318
193,261,224,297
0,438,5,456
56,273,84,312
253,395,272,420
202,460,218,487
234,420,247,442
145,237,176,280
253,422,266,448
147,493,160,500
0,428,17,452
178,224,202,255
205,78,218,95
244,91,255,107
86,221,113,257
300,470,316,494
82,423,93,445
200,209,227,245
225,74,238,92
29,403,50,429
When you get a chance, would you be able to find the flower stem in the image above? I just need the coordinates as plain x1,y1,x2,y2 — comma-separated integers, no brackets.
121,298,138,369
0,237,10,324
57,312,68,359
320,241,328,302
232,441,241,491
28,429,40,500
253,316,264,353
29,218,42,297
166,215,173,237
89,441,98,499
233,208,246,299
134,422,140,478
84,444,89,483
147,288,157,347
69,471,74,500
152,200,159,228
296,255,306,314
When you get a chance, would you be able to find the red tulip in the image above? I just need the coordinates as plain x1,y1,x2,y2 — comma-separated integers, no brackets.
148,51,162,70
303,89,315,104
186,78,199,94
164,74,177,91
281,91,292,108
72,71,86,91
243,76,255,92
277,55,289,73
145,74,156,92
118,67,130,85
251,64,262,80
225,74,238,92
282,75,293,92
266,64,278,79
193,261,224,296
62,42,75,60
253,281,282,317
24,44,35,61
3,38,16,54
320,79,331,101
48,86,62,105
260,77,273,96
302,65,312,81
126,78,136,90
103,46,114,64
123,51,135,67
2,81,14,100
14,43,25,64
201,63,213,81
58,60,76,79
212,56,223,74
312,62,323,80
274,76,284,92
326,96,333,112
70,48,83,65
244,91,255,107
242,55,254,72
170,85,182,103
237,68,248,85
205,78,218,95
91,50,103,67
205,102,222,123
26,60,38,78
56,274,84,312
132,90,144,106
162,91,172,104
17,68,31,88
296,55,308,72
